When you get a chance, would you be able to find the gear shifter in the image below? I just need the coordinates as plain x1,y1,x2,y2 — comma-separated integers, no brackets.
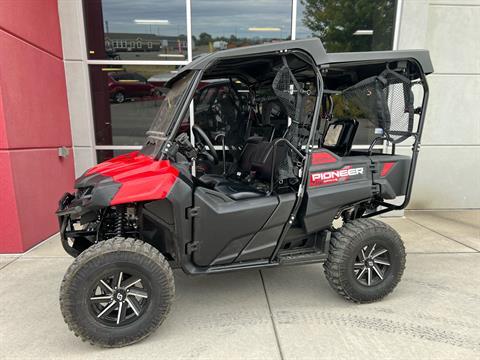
175,132,197,160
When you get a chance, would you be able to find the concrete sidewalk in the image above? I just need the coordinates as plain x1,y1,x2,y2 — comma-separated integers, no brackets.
0,211,479,359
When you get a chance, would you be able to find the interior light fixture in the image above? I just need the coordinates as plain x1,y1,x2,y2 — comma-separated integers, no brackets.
248,27,281,32
353,30,373,36
157,54,185,58
134,19,169,25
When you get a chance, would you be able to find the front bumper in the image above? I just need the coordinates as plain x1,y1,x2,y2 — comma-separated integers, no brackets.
56,188,102,217
56,192,80,216
56,192,75,253
56,192,99,254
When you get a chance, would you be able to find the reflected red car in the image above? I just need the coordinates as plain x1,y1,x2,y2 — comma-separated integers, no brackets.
108,72,161,103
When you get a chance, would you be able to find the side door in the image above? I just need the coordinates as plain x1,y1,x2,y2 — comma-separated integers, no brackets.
191,188,296,267
116,73,136,98
132,73,152,97
117,73,147,98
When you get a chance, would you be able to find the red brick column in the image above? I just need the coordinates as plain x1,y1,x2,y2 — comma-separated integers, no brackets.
0,0,75,253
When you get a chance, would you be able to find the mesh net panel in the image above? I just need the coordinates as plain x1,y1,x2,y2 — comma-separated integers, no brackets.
340,69,415,144
272,66,297,119
271,64,304,181
277,144,294,181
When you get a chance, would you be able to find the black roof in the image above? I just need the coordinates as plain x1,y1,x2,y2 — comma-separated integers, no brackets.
168,38,433,85
325,49,433,73
182,39,328,71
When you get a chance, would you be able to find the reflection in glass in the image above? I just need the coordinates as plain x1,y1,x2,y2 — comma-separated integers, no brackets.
84,0,188,60
148,71,196,139
191,0,292,56
192,79,250,146
296,0,396,52
89,65,176,146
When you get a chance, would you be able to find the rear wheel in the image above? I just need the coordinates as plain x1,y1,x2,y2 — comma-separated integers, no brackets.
60,238,174,347
114,92,125,103
324,218,405,303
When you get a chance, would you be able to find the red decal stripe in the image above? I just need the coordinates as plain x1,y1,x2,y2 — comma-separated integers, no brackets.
380,162,396,177
311,152,337,165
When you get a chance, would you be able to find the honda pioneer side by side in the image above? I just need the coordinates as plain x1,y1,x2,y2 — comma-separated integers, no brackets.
57,39,432,347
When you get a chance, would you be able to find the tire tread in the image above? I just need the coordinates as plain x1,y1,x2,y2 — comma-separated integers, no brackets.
324,219,406,303
59,237,175,347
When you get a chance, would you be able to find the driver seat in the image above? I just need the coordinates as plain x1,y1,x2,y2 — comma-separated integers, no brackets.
201,138,289,201
199,137,266,200
214,182,264,200
199,136,264,188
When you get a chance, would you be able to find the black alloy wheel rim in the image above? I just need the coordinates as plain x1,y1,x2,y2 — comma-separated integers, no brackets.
88,270,150,327
353,243,391,286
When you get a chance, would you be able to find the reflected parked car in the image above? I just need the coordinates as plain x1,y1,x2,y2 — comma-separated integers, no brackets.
108,72,161,103
147,54,207,87
147,71,178,88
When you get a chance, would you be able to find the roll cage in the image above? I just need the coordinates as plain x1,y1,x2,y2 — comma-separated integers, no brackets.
151,38,430,216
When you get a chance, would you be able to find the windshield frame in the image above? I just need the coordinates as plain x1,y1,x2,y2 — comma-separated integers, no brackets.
142,69,203,159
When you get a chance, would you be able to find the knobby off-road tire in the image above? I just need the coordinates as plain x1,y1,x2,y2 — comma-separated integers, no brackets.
60,238,175,347
324,218,406,303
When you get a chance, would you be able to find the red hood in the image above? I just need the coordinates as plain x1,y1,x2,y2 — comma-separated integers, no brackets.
86,151,180,205
87,151,158,177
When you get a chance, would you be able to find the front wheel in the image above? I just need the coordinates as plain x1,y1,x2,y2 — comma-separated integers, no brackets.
114,91,125,103
324,218,406,303
60,238,175,347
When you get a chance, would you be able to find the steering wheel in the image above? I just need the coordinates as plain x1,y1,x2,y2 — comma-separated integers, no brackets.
192,125,219,164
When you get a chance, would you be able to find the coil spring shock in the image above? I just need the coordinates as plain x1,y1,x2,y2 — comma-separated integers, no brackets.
115,207,124,237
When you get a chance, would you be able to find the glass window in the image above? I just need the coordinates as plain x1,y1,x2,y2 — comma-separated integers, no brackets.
296,0,396,52
89,65,178,146
191,0,293,57
84,0,188,61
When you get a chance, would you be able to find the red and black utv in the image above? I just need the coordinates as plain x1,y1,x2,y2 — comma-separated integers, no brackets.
57,39,432,347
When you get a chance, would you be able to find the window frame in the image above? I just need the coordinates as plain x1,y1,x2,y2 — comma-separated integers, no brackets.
84,0,401,157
